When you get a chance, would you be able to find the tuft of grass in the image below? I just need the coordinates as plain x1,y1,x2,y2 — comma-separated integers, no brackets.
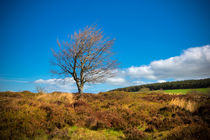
36,92,74,105
169,98,199,112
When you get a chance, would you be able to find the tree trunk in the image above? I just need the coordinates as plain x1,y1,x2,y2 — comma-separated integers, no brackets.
76,84,83,100
79,86,84,94
77,83,84,94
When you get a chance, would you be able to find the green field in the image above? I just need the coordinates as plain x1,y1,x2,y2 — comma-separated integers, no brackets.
164,88,210,94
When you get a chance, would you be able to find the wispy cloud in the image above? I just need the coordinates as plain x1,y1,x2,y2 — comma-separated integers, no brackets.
0,78,28,83
132,80,146,85
34,77,75,85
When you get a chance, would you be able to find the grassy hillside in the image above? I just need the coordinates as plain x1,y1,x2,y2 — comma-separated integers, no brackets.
0,90,210,140
164,88,210,95
111,78,210,92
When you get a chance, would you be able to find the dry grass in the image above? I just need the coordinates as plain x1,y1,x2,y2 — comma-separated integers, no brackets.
36,92,74,104
169,98,199,112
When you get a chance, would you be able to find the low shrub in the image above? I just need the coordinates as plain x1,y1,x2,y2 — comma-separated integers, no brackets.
166,124,210,140
0,104,47,139
123,127,145,140
139,88,150,92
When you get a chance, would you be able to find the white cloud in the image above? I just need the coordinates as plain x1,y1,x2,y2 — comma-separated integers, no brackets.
157,80,166,83
106,77,127,86
128,66,156,79
34,77,76,92
34,76,128,92
35,77,75,85
132,80,145,85
127,45,210,80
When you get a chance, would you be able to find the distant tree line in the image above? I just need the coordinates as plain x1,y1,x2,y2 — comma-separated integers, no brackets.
111,78,210,92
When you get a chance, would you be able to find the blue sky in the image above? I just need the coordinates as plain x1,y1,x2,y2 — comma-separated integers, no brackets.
1,0,210,93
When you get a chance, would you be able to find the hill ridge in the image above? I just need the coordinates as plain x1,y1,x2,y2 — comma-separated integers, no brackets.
111,78,210,92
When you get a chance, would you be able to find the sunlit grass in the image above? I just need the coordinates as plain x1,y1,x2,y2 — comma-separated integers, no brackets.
164,88,210,95
169,98,199,112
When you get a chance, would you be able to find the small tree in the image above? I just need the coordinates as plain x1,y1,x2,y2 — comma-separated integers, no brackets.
51,25,118,94
36,86,46,94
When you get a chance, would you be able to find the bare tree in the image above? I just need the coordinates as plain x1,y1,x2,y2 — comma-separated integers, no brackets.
51,25,118,94
36,86,46,94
